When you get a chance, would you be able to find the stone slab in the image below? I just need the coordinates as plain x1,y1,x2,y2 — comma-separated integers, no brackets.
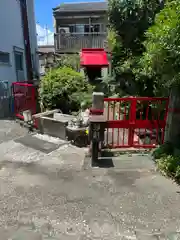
53,112,74,122
33,109,59,119
15,134,64,154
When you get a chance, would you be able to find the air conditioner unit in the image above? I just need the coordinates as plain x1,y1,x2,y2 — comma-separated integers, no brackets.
58,27,70,34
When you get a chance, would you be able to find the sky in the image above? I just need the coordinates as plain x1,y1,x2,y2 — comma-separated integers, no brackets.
35,0,103,45
35,0,62,45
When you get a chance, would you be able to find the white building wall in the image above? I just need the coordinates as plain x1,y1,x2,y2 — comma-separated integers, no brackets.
0,0,27,85
26,0,39,77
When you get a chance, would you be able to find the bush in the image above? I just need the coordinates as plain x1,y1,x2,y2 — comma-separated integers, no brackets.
154,142,180,183
175,166,180,182
157,155,178,176
157,155,180,181
39,67,94,113
152,142,174,160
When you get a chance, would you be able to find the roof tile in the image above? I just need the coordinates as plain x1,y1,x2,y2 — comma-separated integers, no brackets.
53,1,107,12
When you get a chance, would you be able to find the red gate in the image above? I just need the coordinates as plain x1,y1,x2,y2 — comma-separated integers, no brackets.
104,97,169,148
12,82,37,124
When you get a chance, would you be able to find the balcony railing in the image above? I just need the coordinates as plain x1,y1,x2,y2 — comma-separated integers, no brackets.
54,32,108,53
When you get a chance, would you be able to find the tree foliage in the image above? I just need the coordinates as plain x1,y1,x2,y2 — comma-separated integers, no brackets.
108,0,164,54
140,0,180,89
39,67,94,113
55,54,80,72
108,0,165,96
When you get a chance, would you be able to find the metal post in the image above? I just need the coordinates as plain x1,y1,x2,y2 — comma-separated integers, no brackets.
128,98,137,146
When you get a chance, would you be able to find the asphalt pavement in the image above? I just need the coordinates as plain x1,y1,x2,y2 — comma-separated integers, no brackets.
0,120,180,239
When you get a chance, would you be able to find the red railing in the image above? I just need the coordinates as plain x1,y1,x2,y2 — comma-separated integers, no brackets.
12,82,37,124
104,97,169,148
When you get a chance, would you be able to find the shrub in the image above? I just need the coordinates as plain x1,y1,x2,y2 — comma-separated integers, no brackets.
154,143,180,183
152,142,174,160
157,155,180,181
157,155,179,177
175,166,180,182
39,67,94,113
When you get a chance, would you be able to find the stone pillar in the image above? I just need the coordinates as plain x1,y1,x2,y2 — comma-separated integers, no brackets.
91,92,104,114
89,92,105,164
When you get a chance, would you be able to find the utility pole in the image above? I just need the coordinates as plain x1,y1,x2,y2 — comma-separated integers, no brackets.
45,24,48,45
20,0,33,81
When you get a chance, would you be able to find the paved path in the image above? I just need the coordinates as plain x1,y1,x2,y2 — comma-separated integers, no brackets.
0,121,180,239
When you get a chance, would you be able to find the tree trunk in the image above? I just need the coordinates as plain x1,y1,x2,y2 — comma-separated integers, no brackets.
164,88,180,149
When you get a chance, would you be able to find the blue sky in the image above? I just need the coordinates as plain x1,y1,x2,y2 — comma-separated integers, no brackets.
35,0,63,45
35,0,104,45
35,0,64,31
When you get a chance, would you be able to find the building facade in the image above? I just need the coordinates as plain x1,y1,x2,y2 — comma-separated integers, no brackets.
0,0,39,85
38,45,55,75
53,1,108,53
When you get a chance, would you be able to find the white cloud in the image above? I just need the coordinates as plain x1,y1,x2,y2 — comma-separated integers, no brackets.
36,24,54,46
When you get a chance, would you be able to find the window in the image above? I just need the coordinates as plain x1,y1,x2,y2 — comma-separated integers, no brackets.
0,52,10,64
69,25,76,33
91,24,100,33
15,52,23,71
68,24,101,34
75,25,84,34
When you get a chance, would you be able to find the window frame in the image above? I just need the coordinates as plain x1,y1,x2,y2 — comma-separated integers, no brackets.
0,51,10,65
14,51,24,71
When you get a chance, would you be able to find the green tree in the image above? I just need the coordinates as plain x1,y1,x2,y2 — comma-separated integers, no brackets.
55,54,80,72
140,0,180,91
108,0,164,96
108,0,164,54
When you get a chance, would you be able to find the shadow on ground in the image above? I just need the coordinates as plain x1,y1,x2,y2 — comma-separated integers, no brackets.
92,150,114,168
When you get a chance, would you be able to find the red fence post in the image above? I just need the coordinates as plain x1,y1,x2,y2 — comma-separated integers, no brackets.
12,82,38,127
128,98,137,146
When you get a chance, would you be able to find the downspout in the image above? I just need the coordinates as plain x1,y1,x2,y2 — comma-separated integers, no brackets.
20,0,33,82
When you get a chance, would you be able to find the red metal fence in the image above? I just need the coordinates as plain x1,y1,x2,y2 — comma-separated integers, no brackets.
12,82,37,122
104,97,169,148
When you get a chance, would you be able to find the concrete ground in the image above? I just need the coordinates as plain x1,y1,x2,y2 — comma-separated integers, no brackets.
0,120,180,239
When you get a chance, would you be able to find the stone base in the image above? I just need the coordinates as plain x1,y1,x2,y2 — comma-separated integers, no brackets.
66,126,89,147
33,110,74,140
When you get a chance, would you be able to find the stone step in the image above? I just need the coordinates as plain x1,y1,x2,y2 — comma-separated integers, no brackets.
0,133,66,162
0,133,86,170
